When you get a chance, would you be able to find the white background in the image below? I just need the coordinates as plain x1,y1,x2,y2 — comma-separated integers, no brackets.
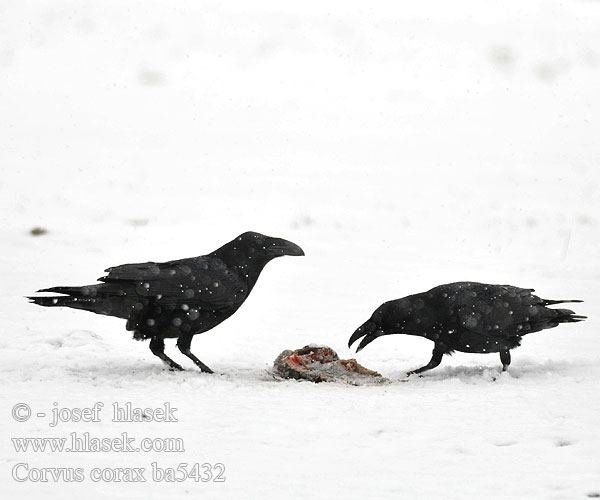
1,1,599,498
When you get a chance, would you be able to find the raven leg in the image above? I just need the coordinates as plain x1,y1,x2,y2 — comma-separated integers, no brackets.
407,346,444,376
500,350,511,371
149,337,184,371
177,334,213,374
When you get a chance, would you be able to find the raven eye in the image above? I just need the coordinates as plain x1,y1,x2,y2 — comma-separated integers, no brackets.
255,238,264,246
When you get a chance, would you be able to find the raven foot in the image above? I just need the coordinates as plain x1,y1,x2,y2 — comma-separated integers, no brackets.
149,337,183,371
179,348,213,373
167,361,184,371
406,345,445,376
177,334,213,374
500,350,511,371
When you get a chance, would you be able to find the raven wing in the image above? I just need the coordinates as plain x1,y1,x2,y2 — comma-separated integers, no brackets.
98,257,248,310
454,283,546,338
99,261,165,282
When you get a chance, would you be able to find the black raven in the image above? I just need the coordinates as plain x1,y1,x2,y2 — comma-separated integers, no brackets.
348,282,585,375
29,231,304,373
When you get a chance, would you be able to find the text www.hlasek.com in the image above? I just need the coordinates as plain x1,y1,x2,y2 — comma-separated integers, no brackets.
12,433,184,453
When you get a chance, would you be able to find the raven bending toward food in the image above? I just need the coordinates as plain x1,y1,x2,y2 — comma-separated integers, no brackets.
29,232,304,373
348,282,585,375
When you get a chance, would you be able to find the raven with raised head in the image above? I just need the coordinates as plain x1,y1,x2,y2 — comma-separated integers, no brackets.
348,282,585,375
29,231,304,373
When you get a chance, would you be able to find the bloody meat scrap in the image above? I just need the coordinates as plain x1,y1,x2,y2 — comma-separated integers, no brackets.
273,345,384,384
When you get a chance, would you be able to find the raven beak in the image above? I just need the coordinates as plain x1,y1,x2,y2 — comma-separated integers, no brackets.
348,320,379,351
267,238,305,257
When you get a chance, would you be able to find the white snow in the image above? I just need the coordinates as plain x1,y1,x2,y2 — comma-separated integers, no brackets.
1,0,599,498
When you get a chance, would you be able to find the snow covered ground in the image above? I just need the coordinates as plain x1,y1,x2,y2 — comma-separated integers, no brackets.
1,0,599,498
